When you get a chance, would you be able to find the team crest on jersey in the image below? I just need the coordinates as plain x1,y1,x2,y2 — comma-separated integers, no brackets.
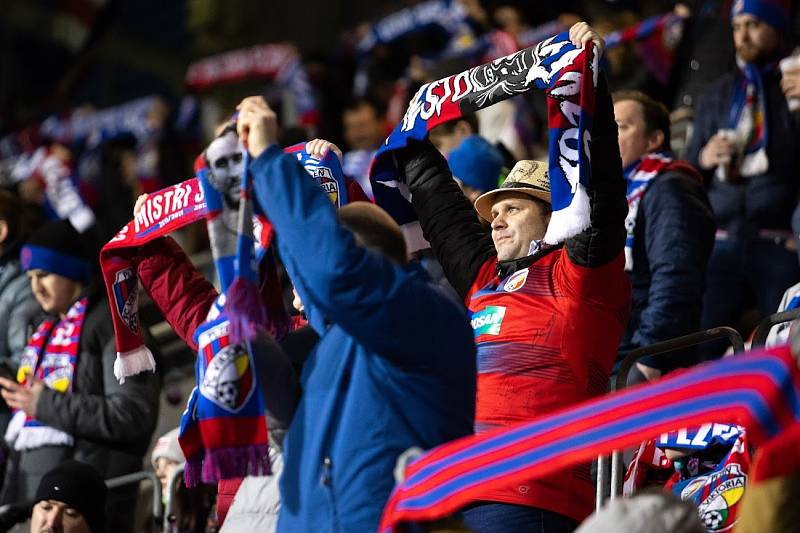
315,166,340,206
503,268,529,292
200,341,255,412
681,463,746,531
471,306,506,336
113,268,139,334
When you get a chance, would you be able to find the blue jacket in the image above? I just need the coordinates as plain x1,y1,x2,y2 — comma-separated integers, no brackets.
619,165,715,371
685,68,800,238
251,146,477,533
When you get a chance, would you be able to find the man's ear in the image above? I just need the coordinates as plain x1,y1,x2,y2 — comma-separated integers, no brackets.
0,220,8,246
646,129,665,153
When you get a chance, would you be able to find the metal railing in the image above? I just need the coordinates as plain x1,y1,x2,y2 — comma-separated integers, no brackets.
163,463,186,532
106,470,162,532
750,308,800,348
595,327,745,509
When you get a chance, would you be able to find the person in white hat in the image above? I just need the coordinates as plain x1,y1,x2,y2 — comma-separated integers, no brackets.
397,22,631,533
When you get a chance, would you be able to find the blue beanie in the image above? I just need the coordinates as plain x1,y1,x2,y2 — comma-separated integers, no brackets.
21,220,92,283
447,135,505,193
731,0,792,34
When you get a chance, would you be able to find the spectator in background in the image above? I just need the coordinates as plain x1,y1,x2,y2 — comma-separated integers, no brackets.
398,24,629,532
430,113,517,170
0,220,159,533
341,99,387,198
685,0,800,357
151,428,184,498
30,460,108,533
0,191,42,432
612,90,715,382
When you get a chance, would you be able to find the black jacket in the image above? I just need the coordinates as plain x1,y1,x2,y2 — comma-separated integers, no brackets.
686,68,800,237
32,285,160,478
620,167,715,370
398,76,628,300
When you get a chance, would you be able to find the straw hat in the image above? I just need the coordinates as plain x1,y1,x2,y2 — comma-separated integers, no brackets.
473,160,550,222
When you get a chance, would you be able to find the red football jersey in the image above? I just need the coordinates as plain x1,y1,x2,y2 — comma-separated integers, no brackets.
466,249,630,521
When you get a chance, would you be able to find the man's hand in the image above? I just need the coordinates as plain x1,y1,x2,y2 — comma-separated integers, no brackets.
698,132,737,170
0,376,44,418
781,64,800,101
305,138,343,164
134,193,148,216
236,96,279,159
569,21,605,59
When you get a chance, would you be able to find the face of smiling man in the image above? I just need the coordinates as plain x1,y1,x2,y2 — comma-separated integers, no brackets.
489,192,551,261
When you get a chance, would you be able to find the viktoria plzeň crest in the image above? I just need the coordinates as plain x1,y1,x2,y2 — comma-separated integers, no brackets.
113,267,139,335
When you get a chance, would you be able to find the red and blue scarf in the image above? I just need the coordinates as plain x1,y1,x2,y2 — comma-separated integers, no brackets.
604,12,685,84
729,62,771,178
5,297,87,451
379,346,800,531
624,152,674,270
185,44,319,127
370,31,597,251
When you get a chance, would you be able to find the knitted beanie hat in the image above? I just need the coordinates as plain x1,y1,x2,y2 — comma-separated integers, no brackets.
731,0,792,34
34,460,107,533
20,220,92,283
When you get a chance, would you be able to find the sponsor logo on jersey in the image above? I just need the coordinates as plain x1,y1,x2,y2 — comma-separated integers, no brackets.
471,306,507,336
503,268,529,292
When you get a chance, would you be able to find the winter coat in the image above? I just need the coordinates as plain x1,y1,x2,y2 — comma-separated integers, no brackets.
398,75,631,522
685,68,800,238
0,252,41,368
134,147,477,533
251,145,476,533
1,284,160,532
620,164,715,371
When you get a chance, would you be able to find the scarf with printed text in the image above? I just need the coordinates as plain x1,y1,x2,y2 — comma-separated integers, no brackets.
370,31,597,252
4,297,87,451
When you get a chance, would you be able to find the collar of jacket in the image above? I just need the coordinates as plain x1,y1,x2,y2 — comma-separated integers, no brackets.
495,243,563,280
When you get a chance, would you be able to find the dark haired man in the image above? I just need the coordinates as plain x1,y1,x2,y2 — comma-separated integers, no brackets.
613,90,715,381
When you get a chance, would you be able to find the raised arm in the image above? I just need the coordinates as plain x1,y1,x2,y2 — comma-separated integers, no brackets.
134,236,219,351
238,98,473,361
398,140,497,301
564,75,628,268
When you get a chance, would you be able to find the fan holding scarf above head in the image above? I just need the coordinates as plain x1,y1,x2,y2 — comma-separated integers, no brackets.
100,121,364,490
376,22,632,530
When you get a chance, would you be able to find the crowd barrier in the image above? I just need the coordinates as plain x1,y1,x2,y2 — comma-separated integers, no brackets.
595,327,745,509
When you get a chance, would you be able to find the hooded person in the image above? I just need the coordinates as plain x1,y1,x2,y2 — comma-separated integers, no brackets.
0,220,159,533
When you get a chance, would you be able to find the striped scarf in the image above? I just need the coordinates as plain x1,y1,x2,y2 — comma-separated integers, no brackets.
370,31,597,251
379,346,800,531
729,62,770,178
5,297,87,451
624,152,674,271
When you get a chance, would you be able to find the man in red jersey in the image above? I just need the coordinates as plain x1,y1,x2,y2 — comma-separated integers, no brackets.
397,22,630,533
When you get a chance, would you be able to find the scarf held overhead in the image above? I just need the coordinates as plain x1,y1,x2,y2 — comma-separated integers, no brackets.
180,143,274,486
101,178,209,382
379,346,800,531
5,297,87,452
370,31,598,251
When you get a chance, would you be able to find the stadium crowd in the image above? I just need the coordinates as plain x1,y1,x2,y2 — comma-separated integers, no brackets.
1,0,800,532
